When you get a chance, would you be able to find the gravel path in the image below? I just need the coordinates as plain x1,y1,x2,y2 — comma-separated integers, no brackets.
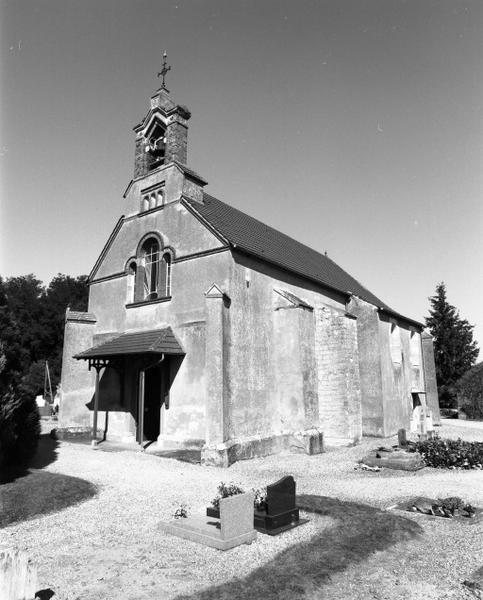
2,421,482,600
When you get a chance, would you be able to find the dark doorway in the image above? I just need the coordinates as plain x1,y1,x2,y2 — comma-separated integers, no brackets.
143,366,163,441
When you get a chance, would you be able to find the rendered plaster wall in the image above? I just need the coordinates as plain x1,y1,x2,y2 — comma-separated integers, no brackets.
161,321,207,446
59,320,96,430
314,306,362,444
62,243,232,443
378,317,416,435
127,164,188,216
204,291,231,445
226,253,346,445
346,297,385,436
421,332,441,424
94,200,224,283
272,303,318,434
348,297,431,437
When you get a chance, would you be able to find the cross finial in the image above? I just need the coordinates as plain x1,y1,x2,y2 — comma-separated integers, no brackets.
157,51,171,91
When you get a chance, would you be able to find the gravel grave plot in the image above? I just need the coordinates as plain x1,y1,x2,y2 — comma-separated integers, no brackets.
2,421,482,600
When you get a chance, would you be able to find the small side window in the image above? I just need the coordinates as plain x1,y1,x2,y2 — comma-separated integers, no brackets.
390,322,402,364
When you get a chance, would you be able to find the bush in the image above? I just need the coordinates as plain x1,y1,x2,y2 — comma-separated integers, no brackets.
0,386,40,471
412,435,483,469
456,362,483,420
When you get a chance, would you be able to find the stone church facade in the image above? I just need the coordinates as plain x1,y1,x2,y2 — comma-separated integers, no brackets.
59,80,440,466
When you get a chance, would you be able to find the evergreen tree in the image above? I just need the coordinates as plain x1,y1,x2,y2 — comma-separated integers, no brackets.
425,282,479,407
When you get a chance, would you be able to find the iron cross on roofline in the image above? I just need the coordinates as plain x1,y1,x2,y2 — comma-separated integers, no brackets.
157,51,171,90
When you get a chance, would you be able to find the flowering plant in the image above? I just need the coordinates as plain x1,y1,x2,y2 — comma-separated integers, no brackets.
173,503,189,519
211,482,245,509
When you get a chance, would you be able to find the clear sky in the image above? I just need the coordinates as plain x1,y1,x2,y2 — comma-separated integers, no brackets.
1,0,482,350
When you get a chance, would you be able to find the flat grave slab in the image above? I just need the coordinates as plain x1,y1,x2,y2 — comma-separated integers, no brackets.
388,496,483,525
360,448,425,471
161,492,257,551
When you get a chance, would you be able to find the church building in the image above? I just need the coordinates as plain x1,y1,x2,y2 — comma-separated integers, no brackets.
59,63,440,466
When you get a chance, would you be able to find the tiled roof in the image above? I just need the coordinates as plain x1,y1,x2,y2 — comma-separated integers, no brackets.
66,310,97,323
173,160,208,185
186,193,421,326
74,327,184,359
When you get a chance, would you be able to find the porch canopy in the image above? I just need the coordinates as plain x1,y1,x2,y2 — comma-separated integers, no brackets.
74,327,185,362
73,327,185,444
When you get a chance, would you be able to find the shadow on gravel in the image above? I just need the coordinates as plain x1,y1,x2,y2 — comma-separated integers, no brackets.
1,434,60,484
150,449,201,464
175,494,423,600
0,470,97,528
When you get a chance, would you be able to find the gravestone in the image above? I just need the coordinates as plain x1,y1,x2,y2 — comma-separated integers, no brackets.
398,428,407,448
266,475,296,514
254,475,308,535
0,546,37,600
360,449,425,471
206,476,308,535
160,492,257,551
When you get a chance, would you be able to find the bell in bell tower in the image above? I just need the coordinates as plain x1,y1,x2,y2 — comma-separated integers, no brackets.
133,52,191,179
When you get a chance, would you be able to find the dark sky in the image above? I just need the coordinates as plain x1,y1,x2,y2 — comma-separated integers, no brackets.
1,0,482,347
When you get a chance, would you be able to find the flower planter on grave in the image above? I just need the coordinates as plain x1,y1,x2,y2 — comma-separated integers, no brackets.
207,475,308,536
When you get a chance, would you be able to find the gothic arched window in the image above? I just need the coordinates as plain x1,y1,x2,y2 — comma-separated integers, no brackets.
126,261,137,303
132,237,173,303
161,252,172,297
142,239,160,300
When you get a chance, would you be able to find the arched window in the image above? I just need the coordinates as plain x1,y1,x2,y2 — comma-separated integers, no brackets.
144,121,166,171
390,322,402,364
132,237,173,303
126,261,137,303
161,253,171,297
142,239,160,300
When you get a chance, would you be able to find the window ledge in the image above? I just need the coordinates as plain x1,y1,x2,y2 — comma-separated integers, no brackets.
126,296,172,309
139,205,165,216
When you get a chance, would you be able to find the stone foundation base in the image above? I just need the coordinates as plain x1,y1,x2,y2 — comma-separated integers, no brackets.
53,427,99,441
201,428,324,467
324,435,360,447
156,435,205,450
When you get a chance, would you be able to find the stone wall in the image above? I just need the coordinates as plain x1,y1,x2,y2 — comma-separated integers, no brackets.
165,119,188,164
421,331,441,424
315,306,361,444
346,296,384,435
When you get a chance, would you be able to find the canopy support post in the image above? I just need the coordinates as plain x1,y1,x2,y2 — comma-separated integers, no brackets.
88,358,109,448
138,368,145,447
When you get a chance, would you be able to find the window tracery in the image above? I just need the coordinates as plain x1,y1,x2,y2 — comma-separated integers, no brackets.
129,236,173,304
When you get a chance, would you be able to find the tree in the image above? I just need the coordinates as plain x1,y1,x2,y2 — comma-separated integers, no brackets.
0,274,88,395
39,274,88,387
456,362,483,420
425,282,479,407
0,275,44,392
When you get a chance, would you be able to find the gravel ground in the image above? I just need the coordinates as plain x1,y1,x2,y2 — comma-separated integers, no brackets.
2,420,482,600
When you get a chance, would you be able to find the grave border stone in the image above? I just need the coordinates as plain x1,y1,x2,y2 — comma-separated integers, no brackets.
160,492,257,551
